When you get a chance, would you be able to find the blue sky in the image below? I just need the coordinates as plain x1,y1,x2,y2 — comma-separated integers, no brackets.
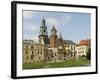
23,10,91,43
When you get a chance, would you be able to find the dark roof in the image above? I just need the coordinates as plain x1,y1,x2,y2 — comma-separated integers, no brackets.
23,39,36,44
43,37,49,45
51,25,57,31
63,40,77,45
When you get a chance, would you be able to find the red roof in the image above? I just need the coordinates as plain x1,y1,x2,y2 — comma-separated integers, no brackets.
79,39,91,46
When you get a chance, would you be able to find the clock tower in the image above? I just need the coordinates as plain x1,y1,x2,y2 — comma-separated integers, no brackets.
39,17,49,45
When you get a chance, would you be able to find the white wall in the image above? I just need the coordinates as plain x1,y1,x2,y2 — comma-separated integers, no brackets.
0,0,99,80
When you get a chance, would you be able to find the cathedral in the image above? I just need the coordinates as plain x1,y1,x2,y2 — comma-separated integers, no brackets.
39,17,64,48
23,17,77,63
38,18,68,62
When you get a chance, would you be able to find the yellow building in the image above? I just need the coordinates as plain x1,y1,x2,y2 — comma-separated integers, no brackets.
23,18,91,64
23,42,47,64
76,44,90,59
64,40,77,59
76,39,91,59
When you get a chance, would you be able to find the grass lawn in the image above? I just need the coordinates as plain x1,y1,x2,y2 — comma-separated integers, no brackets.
23,59,90,69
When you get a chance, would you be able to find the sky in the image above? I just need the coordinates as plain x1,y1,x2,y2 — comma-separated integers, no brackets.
23,10,91,43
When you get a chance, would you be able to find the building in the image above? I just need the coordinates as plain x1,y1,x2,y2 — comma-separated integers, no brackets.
23,43,47,63
50,25,58,48
39,17,49,45
64,40,77,59
23,17,90,63
57,33,68,60
76,39,91,59
46,25,68,62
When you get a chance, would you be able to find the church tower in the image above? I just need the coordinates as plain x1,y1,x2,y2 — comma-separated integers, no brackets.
58,33,65,49
50,25,58,48
39,17,49,45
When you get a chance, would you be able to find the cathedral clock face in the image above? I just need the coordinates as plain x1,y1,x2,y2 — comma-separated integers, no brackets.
11,1,97,79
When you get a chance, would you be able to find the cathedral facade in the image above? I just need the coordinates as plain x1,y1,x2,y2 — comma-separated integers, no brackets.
23,18,77,64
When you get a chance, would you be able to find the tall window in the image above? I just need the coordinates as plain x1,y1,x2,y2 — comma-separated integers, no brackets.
38,51,39,54
31,55,34,60
40,52,42,55
74,46,75,50
71,46,73,50
55,53,56,56
32,51,33,54
31,46,34,49
44,29,45,32
25,51,28,55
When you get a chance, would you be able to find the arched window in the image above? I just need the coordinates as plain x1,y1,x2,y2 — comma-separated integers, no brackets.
44,29,45,32
31,55,34,60
25,51,28,55
32,51,34,55
55,53,56,56
31,46,34,49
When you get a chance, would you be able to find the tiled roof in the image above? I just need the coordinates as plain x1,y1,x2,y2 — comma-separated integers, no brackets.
79,39,91,46
23,40,36,44
63,40,77,45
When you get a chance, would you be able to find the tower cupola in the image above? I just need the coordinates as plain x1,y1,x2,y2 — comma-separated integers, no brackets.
39,17,49,45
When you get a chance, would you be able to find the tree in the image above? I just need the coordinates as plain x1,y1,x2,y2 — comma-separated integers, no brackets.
86,48,91,60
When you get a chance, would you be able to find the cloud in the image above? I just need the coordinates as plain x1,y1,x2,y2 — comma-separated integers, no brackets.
23,22,39,40
46,18,58,27
23,34,32,40
23,34,39,43
61,15,72,26
23,22,39,32
23,11,35,19
64,16,72,24
32,35,39,42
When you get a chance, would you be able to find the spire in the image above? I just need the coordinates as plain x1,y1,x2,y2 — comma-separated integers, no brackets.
50,25,57,36
59,32,62,39
39,17,48,35
58,32,65,50
50,25,58,48
41,16,45,26
51,25,57,32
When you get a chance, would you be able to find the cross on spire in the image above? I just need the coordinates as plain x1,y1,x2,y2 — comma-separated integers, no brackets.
42,16,45,26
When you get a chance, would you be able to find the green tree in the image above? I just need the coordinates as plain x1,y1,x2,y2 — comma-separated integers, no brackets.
86,48,91,60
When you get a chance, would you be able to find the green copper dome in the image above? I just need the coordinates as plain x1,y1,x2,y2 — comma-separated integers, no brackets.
39,17,48,35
